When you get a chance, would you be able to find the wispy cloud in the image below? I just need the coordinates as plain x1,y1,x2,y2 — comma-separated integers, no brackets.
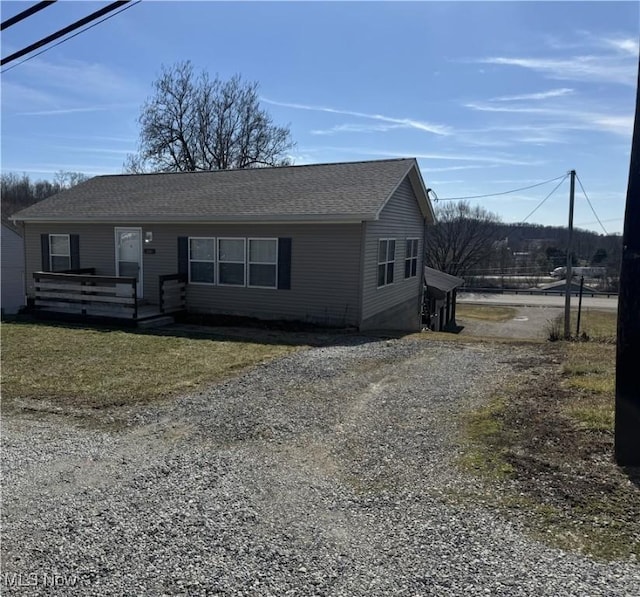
600,36,639,56
0,165,115,176
262,98,452,136
464,102,633,137
34,133,136,144
19,57,146,99
420,165,494,173
310,123,406,135
303,146,543,166
17,104,138,117
589,114,634,136
52,146,133,156
464,102,559,114
428,180,466,185
2,56,145,115
491,88,574,102
476,55,635,86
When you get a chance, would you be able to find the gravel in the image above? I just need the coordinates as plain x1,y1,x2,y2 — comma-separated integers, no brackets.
2,335,639,596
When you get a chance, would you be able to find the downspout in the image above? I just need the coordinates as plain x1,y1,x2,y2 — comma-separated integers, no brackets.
420,216,428,326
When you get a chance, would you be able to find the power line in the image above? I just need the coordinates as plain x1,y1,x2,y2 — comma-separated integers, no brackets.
1,1,57,31
576,217,622,227
1,1,141,74
434,174,567,201
520,173,569,223
1,1,132,67
575,172,609,235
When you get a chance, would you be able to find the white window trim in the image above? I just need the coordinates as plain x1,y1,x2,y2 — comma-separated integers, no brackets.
248,237,278,289
49,233,71,271
377,238,396,288
217,237,246,287
188,236,216,286
405,238,420,279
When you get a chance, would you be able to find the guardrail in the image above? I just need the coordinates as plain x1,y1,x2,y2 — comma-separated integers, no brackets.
458,287,618,299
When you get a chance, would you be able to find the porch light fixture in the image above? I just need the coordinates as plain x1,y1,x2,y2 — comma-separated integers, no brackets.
145,231,153,243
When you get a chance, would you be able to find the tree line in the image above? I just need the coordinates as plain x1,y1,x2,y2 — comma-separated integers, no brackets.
1,171,88,219
424,201,622,288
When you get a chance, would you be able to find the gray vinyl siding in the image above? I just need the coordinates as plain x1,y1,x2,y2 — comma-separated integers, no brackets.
1,225,25,314
24,224,116,296
23,222,362,327
361,177,425,321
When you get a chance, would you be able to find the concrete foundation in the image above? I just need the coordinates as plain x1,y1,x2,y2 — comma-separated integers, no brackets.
360,295,421,332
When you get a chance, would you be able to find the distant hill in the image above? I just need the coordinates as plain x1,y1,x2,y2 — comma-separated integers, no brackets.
494,222,622,273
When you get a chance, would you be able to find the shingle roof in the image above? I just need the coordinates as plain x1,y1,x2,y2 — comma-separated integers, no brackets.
12,158,432,223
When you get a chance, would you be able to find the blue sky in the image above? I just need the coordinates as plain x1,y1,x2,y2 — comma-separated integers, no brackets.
1,1,638,233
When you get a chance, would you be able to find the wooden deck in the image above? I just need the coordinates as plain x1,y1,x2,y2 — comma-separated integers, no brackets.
32,270,186,326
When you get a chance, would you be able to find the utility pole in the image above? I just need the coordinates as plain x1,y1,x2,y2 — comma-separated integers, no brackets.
563,169,576,340
615,58,640,466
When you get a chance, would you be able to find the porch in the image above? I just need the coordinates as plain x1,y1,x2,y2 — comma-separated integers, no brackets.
32,269,186,326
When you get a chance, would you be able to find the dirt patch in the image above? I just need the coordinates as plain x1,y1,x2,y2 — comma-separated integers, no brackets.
468,347,640,560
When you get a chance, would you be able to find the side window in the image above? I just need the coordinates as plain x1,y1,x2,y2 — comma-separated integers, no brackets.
218,238,246,286
405,238,419,279
189,237,215,284
248,238,277,288
49,234,71,271
377,239,396,287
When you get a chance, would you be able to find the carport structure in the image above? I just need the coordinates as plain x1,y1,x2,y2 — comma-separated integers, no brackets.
423,266,464,331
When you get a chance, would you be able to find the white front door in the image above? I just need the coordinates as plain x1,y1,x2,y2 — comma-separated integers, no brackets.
115,227,143,298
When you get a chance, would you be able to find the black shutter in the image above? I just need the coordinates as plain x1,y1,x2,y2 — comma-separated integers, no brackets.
277,237,291,290
70,234,80,270
178,237,189,278
40,234,50,271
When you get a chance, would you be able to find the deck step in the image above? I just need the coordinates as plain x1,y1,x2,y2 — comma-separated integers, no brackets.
137,315,175,329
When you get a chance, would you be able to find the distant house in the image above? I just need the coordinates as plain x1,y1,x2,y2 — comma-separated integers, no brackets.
11,158,436,331
423,266,464,331
1,221,25,316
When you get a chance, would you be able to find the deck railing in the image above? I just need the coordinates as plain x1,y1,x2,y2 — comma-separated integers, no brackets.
33,271,138,319
159,274,187,313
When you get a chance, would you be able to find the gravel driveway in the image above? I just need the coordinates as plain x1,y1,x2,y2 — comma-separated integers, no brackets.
2,336,638,596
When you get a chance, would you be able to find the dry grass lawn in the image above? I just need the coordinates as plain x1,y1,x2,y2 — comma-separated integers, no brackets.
1,322,296,410
569,308,617,342
456,304,518,322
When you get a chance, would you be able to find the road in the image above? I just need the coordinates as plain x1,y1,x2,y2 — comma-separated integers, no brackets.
458,292,618,312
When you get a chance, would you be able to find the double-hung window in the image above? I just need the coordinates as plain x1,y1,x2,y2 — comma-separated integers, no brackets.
377,239,396,287
405,238,419,279
189,237,215,284
248,238,277,288
49,234,71,271
218,238,246,286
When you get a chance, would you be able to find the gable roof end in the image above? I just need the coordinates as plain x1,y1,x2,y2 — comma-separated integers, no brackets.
373,159,436,223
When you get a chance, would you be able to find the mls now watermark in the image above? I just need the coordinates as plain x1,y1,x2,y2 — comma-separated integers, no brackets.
3,572,80,588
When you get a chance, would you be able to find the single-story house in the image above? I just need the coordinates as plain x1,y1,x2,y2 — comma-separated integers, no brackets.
1,220,25,316
422,266,464,331
11,158,436,331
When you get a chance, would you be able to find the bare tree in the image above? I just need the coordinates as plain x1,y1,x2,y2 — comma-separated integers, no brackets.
424,201,501,277
54,170,88,189
125,62,294,173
